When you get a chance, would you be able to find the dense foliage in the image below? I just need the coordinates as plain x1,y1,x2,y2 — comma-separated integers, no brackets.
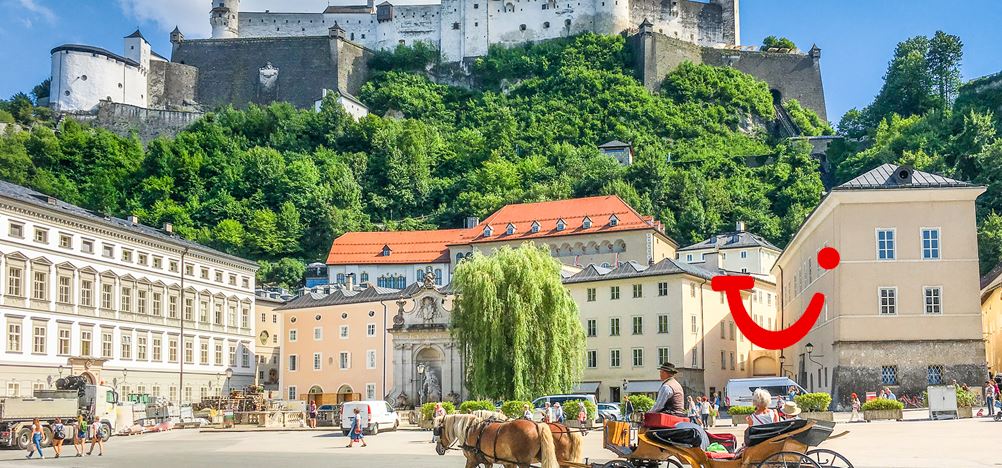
627,394,655,413
500,400,533,419
761,36,797,51
0,33,829,288
458,400,496,413
420,401,456,420
831,30,1002,274
451,245,585,400
563,399,597,421
726,405,755,415
793,392,833,412
860,399,904,411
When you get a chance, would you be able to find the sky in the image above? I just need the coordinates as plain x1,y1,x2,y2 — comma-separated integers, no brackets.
1,0,1000,124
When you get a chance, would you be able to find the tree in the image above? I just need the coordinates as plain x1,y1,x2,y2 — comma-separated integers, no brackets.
451,244,585,400
31,79,50,104
926,31,963,106
761,36,797,51
864,36,936,126
979,212,1002,276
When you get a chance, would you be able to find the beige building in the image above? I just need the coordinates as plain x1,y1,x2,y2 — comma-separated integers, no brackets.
254,292,285,393
980,266,1002,377
677,222,783,283
775,164,986,403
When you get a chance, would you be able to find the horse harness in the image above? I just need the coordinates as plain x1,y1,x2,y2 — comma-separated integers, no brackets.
461,418,545,468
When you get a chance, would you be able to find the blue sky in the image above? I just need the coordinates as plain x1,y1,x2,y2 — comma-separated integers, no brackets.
1,0,1000,123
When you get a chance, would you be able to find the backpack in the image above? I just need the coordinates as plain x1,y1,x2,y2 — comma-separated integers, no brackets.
54,425,65,439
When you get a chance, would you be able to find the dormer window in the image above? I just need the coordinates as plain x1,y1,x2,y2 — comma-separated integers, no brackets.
381,245,392,257
609,214,619,227
483,225,493,237
556,219,566,231
530,221,540,233
582,217,593,229
506,223,516,235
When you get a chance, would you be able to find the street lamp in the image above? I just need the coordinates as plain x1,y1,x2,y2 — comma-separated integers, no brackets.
417,364,427,405
58,365,65,379
805,342,814,355
224,368,233,396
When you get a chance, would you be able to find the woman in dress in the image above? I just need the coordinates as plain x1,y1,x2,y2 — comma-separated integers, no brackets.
345,408,367,448
746,389,779,426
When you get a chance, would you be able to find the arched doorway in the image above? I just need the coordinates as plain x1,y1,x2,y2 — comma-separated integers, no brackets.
752,356,778,376
309,385,324,394
337,384,353,394
81,371,97,385
414,346,445,405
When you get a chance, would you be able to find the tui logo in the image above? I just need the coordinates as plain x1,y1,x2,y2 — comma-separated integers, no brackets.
711,247,840,350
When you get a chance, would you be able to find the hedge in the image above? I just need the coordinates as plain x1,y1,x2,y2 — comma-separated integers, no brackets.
727,405,755,415
563,400,597,421
793,393,832,412
500,401,532,419
459,400,496,413
956,388,976,408
419,401,456,420
861,399,904,411
627,394,655,413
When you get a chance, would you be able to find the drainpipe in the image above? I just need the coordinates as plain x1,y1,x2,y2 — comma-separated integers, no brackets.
698,277,708,392
380,299,388,399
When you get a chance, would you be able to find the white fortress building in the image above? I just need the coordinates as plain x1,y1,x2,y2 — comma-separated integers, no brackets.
209,0,740,61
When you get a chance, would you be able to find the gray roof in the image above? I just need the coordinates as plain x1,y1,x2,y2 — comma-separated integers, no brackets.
50,44,139,67
598,140,631,149
124,30,148,41
0,180,257,268
835,164,972,191
679,231,780,252
562,258,722,284
276,282,449,310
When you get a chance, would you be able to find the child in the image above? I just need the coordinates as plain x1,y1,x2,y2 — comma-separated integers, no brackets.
345,408,367,448
849,393,862,423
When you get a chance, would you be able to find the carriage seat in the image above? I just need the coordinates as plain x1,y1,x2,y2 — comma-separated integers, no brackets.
744,419,810,447
646,427,703,448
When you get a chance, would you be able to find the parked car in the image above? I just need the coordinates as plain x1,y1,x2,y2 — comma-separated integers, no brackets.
530,394,598,421
725,377,807,409
596,402,621,422
340,401,400,435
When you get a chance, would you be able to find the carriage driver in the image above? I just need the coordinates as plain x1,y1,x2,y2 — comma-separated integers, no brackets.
653,362,686,416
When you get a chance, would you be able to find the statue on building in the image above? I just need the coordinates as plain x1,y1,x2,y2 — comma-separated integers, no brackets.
258,62,279,102
423,271,435,289
395,391,411,409
421,368,442,404
419,296,438,323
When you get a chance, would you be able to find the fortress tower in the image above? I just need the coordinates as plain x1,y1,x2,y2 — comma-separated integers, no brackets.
210,0,240,39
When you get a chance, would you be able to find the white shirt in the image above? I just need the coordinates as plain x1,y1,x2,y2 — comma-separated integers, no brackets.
653,380,675,413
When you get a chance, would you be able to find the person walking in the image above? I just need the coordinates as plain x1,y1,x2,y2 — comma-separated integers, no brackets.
86,416,104,456
345,408,367,448
687,396,700,425
747,389,780,426
308,400,318,429
430,403,447,443
849,393,862,423
73,415,87,457
51,417,66,458
700,396,710,426
707,398,718,427
986,380,997,417
553,403,565,423
25,418,44,459
544,402,554,423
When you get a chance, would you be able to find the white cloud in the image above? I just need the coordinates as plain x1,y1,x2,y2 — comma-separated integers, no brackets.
8,0,56,26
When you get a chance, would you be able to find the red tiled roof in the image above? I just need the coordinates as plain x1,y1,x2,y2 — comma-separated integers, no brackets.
325,229,467,265
463,195,670,245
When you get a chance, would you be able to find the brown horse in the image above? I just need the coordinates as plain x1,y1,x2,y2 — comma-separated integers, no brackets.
436,414,566,468
544,422,583,465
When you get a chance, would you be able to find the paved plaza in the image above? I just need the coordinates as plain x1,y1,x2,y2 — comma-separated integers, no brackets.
0,412,998,468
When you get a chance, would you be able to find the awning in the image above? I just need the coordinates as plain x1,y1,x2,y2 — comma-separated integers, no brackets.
572,382,600,393
625,380,663,393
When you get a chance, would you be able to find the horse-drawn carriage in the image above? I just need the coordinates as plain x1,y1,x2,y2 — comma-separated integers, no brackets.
435,412,852,468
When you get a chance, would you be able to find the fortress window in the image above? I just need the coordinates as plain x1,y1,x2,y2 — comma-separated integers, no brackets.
473,3,479,8
81,75,88,81
564,18,571,27
118,83,123,88
452,22,460,30
519,24,526,31
543,21,549,28
64,90,70,96
362,34,366,39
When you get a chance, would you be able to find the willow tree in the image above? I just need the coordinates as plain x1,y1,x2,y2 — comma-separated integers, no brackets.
451,243,585,400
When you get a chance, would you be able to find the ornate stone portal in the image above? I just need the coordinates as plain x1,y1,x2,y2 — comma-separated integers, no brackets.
389,274,464,408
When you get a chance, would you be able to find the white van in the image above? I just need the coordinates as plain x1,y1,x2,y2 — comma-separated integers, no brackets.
725,377,807,409
340,401,400,435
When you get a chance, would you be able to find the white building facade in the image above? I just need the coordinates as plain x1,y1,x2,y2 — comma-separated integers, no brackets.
0,180,258,404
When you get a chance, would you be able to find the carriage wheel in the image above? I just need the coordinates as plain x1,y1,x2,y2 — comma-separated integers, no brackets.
663,459,685,468
600,460,636,468
805,449,853,468
756,451,823,468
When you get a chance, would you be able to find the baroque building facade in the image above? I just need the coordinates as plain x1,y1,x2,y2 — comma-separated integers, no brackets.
0,180,258,403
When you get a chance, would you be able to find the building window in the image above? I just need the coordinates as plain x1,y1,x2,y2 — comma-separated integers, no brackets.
730,352,735,370
34,228,48,243
57,275,72,303
657,347,669,364
168,338,178,363
924,287,942,314
32,270,47,301
80,330,92,357
136,336,147,360
102,332,113,358
367,323,376,337
690,283,696,297
340,325,349,339
876,229,895,260
632,316,643,335
610,349,620,368
586,350,597,368
586,288,596,302
200,267,209,279
922,228,940,259
586,319,596,337
691,346,698,367
122,334,133,360
556,219,566,231
313,352,322,370
59,233,71,248
927,365,943,384
289,355,298,371
878,287,897,315
229,345,237,366
632,284,642,298
199,342,209,365
720,322,726,339
313,327,323,340
213,343,222,365
367,350,377,369
30,324,46,354
609,318,620,336
881,366,897,385
82,239,94,254
609,215,618,226
7,265,23,297
153,338,162,361
720,351,726,369
6,322,21,352
122,250,133,262
632,348,644,367
9,222,24,238
610,286,620,300
289,330,297,342
657,315,669,334
339,352,350,369
184,339,193,364
658,282,668,296
690,315,697,333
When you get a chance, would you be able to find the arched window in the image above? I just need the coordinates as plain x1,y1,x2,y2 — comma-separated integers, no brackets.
417,269,424,280
456,253,464,263
360,272,369,283
336,273,345,284
505,2,515,12
377,276,386,288
434,269,442,285
396,276,406,289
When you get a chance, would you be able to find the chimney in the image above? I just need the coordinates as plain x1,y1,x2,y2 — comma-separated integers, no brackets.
703,251,721,270
346,273,355,291
128,214,139,225
46,196,58,205
736,220,746,232
163,222,173,234
465,217,480,229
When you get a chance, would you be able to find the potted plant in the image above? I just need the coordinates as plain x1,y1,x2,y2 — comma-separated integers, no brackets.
626,394,655,421
861,398,904,421
794,393,834,422
459,400,495,414
956,387,976,418
500,400,533,420
726,405,754,426
563,400,598,429
418,401,455,429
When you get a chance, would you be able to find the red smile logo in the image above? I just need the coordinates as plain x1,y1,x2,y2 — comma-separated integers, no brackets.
711,247,840,350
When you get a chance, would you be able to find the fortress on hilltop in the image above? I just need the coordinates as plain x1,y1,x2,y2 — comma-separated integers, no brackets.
47,0,827,137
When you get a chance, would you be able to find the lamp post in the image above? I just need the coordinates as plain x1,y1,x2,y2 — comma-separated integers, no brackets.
805,343,823,392
215,372,222,397
416,364,427,405
224,368,233,397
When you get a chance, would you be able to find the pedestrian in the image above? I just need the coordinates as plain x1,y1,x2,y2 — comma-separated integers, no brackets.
622,395,635,421
986,380,998,417
345,408,367,448
73,415,87,457
577,407,587,427
687,396,700,425
522,404,533,420
25,418,44,459
849,393,862,422
700,396,710,426
707,398,718,427
86,416,103,456
430,403,447,443
787,386,799,402
51,417,66,458
780,401,802,420
747,389,779,426
544,402,554,423
884,387,897,401
553,402,565,423
308,400,318,429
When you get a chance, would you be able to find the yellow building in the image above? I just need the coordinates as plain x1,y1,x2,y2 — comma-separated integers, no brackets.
775,164,986,403
980,267,1002,377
